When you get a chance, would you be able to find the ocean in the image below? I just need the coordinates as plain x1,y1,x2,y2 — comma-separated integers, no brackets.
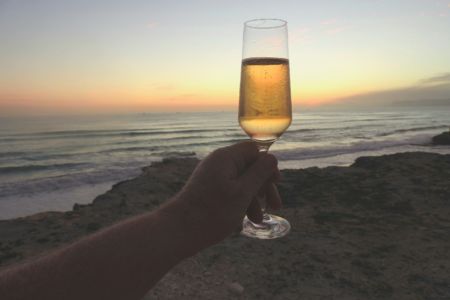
0,110,449,219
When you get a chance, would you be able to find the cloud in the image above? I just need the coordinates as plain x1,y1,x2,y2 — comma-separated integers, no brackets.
332,73,450,108
290,27,313,44
325,26,347,35
320,19,337,26
419,73,450,85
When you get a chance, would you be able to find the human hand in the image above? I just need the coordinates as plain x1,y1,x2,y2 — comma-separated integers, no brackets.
162,142,281,251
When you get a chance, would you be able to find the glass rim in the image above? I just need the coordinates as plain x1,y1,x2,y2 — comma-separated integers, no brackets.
244,18,287,29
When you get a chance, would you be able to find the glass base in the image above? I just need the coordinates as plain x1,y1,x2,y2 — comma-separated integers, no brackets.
241,214,290,239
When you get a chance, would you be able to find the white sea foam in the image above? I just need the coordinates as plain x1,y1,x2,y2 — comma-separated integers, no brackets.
0,110,449,219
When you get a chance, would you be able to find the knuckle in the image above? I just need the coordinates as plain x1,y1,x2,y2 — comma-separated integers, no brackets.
264,154,278,168
211,147,229,160
240,141,258,155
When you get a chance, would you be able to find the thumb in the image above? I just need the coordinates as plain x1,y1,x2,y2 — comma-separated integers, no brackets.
238,153,278,198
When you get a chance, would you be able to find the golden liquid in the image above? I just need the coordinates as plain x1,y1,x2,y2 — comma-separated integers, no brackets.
239,57,292,142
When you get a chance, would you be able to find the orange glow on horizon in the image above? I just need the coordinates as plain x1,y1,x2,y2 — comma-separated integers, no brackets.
0,87,390,114
0,68,445,115
1,0,449,116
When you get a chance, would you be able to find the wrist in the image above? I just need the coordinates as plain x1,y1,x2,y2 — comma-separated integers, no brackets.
157,194,208,259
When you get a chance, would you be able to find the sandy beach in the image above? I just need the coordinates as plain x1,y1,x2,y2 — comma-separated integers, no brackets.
1,151,449,299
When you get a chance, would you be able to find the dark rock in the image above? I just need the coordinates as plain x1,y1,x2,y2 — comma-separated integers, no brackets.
227,282,244,295
36,237,49,243
1,153,450,300
432,131,450,145
86,222,101,232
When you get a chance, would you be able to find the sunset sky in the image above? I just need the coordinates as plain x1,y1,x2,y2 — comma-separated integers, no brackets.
1,0,449,115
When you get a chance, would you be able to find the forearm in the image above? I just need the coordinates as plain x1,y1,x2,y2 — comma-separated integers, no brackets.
0,196,203,300
0,142,276,300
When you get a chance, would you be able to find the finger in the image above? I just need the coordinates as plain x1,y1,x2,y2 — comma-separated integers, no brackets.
270,168,281,183
223,141,259,174
266,183,282,210
246,197,263,223
257,184,266,198
238,153,278,198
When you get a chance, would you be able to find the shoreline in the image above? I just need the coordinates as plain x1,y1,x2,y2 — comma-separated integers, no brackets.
2,142,450,220
1,151,450,299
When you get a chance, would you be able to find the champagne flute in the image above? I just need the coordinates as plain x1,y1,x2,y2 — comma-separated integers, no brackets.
239,19,292,239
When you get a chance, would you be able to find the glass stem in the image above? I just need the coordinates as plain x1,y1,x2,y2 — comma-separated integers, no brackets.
255,140,274,153
255,140,274,216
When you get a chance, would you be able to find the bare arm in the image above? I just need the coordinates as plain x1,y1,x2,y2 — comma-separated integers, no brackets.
0,205,201,300
0,142,280,300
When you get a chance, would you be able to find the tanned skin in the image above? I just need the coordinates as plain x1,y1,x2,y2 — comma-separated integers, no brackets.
0,142,282,300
